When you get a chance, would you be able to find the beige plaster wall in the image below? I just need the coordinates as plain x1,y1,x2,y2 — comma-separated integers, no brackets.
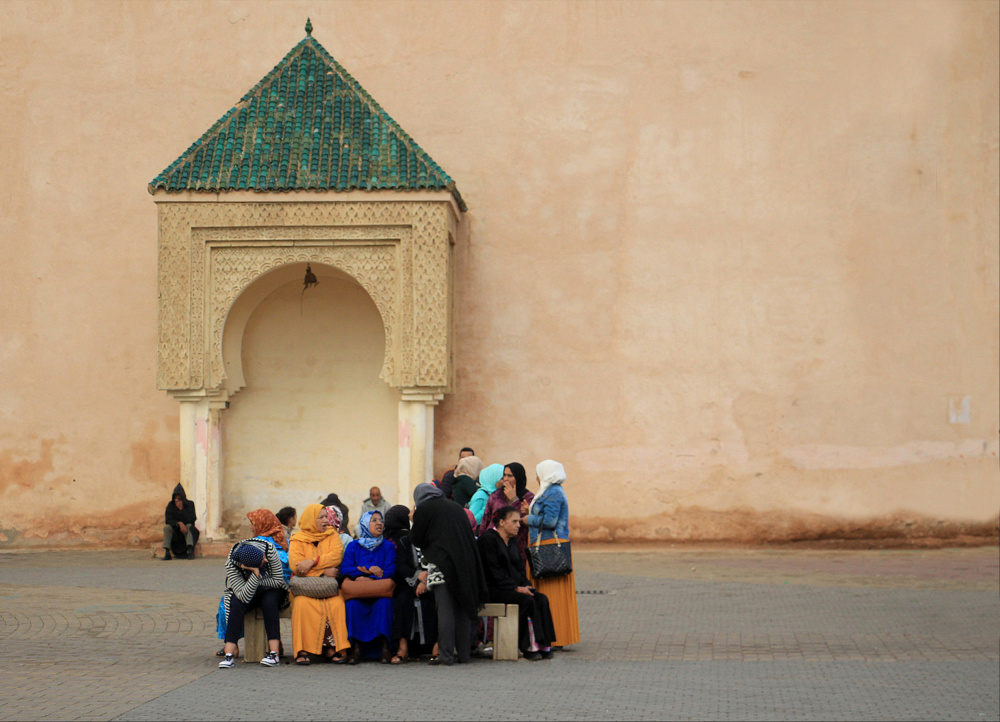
221,273,400,534
0,0,996,546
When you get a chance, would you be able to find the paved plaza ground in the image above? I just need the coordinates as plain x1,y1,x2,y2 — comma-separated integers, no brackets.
1,543,997,721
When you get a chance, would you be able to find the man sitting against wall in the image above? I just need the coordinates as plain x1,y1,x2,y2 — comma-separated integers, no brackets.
162,483,199,560
354,486,391,537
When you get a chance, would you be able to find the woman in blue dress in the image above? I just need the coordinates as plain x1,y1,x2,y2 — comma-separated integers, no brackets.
341,510,396,663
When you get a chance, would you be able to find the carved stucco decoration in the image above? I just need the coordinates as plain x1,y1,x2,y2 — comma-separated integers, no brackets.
156,200,456,394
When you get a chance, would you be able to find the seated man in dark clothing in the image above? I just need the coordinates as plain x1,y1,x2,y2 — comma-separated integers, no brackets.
477,505,556,660
162,483,199,560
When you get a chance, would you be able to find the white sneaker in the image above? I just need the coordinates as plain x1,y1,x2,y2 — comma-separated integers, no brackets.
260,651,280,667
218,653,235,668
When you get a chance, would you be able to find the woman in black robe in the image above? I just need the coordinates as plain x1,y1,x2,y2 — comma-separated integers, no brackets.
384,504,438,663
410,483,488,666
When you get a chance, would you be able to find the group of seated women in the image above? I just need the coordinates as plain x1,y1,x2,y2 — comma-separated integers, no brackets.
215,459,579,668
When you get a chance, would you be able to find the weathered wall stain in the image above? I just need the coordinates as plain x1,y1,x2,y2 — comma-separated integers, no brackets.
573,507,1000,544
0,437,69,494
2,501,162,548
129,418,181,491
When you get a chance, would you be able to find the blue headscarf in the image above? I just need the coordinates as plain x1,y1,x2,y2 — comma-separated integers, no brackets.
357,510,384,551
478,464,505,494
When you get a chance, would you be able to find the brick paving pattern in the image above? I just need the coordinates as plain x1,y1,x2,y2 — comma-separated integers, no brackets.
1,547,997,720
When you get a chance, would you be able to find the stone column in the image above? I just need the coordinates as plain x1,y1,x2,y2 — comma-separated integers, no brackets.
173,391,228,541
397,390,443,507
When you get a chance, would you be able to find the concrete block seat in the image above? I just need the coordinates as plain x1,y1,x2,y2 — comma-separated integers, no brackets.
242,602,519,662
478,603,519,661
244,606,292,663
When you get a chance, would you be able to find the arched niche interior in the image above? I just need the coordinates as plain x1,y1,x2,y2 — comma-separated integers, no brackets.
220,262,399,533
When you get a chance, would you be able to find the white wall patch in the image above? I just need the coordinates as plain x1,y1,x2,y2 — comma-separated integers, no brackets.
949,396,971,424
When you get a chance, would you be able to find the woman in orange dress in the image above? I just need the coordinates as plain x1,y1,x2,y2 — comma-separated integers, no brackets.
523,460,580,648
288,503,351,664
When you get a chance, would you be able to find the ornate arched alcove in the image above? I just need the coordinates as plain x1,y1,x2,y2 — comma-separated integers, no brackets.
151,23,465,539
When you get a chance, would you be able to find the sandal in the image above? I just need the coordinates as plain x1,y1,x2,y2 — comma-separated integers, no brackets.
345,642,360,665
295,652,311,666
390,654,406,664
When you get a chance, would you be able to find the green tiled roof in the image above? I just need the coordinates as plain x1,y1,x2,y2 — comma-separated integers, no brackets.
149,24,466,210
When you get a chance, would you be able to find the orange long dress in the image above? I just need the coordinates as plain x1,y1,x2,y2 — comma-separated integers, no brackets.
288,533,350,655
526,539,581,646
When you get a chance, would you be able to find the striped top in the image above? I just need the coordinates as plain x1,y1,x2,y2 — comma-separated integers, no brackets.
225,538,288,604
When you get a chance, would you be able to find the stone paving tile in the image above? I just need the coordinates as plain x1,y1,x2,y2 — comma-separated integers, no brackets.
110,660,998,721
1,547,997,721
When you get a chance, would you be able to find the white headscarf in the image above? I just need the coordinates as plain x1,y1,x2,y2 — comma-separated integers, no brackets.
529,460,566,514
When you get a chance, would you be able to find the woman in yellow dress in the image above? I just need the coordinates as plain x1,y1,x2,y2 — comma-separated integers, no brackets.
288,503,351,664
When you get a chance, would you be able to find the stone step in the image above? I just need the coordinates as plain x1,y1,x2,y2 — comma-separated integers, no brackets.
149,539,234,559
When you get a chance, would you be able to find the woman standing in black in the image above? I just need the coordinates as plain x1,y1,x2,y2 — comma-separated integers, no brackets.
384,504,438,663
410,483,488,666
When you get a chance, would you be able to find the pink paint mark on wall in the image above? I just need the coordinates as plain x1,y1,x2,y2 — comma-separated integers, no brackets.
398,419,411,448
196,418,208,450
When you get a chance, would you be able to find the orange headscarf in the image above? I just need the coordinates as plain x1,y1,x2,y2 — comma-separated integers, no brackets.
290,503,337,544
246,509,288,550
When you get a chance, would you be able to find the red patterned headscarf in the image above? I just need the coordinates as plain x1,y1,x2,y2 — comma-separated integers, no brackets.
246,509,288,550
324,505,343,531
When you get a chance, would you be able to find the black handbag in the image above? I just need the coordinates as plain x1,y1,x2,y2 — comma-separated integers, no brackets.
527,538,572,579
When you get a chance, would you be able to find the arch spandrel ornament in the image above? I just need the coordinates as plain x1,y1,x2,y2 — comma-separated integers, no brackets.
205,234,403,388
155,199,458,395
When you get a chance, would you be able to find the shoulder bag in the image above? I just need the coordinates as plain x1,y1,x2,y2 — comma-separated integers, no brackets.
527,537,572,579
289,575,339,598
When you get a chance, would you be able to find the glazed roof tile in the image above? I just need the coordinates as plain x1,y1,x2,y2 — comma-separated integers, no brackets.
149,25,466,210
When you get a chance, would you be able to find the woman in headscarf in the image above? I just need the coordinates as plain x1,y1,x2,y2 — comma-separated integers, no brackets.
247,509,291,581
320,493,351,539
523,460,580,648
384,504,438,663
217,519,289,668
215,509,291,656
450,455,483,508
410,482,488,666
340,510,397,663
288,503,350,665
325,504,354,551
468,463,504,529
479,462,535,561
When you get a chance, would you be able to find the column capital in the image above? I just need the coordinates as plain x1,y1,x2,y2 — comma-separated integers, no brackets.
168,388,229,405
399,388,445,404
